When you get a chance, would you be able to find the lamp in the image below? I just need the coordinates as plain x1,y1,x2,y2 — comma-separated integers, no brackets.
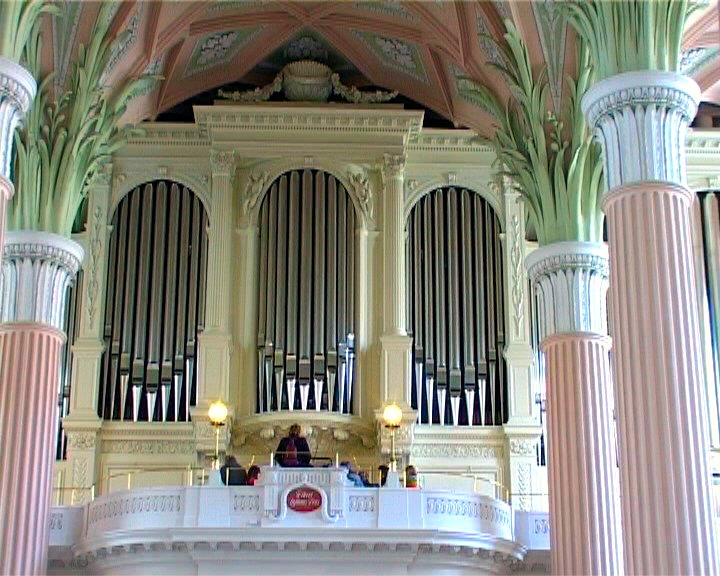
208,400,228,470
383,403,403,472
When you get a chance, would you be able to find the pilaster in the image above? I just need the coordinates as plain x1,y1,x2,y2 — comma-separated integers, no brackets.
197,150,236,416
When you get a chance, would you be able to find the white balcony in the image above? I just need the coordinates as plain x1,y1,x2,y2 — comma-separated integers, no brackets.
47,466,550,575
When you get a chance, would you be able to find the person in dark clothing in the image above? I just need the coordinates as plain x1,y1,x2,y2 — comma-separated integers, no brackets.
275,423,311,467
378,464,389,487
246,465,261,485
220,456,247,485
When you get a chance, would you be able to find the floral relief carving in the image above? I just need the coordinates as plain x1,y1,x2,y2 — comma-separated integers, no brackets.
381,153,407,181
103,440,196,455
347,170,374,224
509,438,537,457
69,432,96,450
85,205,104,329
209,150,235,175
241,171,270,217
509,213,524,338
411,444,502,459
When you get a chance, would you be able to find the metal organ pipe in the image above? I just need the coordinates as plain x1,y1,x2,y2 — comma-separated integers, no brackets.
100,181,208,423
256,170,357,415
407,187,507,427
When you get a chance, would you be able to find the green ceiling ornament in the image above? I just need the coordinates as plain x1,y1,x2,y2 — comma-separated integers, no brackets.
560,0,700,80
8,2,160,236
462,20,604,245
0,0,59,63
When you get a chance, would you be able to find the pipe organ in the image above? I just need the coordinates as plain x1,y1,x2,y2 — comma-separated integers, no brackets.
407,187,507,426
98,181,208,422
256,170,356,414
55,273,82,460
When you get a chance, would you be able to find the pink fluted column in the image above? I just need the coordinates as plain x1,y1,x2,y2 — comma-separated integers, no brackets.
0,324,64,575
0,231,83,575
543,334,621,575
526,242,622,575
585,72,719,573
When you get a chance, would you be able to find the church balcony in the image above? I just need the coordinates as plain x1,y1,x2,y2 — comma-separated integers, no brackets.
47,465,549,575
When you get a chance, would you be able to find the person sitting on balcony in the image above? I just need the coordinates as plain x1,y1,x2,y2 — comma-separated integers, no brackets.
340,461,364,487
246,465,261,485
275,424,311,467
220,456,247,486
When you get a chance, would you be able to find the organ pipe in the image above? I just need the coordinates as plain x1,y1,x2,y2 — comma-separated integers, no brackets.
256,170,357,415
408,187,507,426
99,181,208,422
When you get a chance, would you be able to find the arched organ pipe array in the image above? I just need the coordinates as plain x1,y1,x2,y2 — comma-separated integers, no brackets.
407,187,507,426
99,182,208,422
257,170,356,414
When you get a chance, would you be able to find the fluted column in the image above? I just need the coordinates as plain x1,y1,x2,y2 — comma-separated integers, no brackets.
197,150,235,412
526,242,623,575
378,153,413,410
584,71,719,574
0,58,36,255
0,230,83,575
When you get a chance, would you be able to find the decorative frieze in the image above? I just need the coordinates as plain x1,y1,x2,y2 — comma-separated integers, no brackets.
410,444,502,459
525,241,609,340
68,432,96,450
509,438,537,457
582,71,700,190
1,231,84,330
102,439,196,455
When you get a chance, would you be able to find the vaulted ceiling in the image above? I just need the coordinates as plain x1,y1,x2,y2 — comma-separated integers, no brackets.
44,0,720,136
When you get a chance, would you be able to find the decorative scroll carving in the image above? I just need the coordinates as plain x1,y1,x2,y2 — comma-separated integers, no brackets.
347,170,374,223
425,497,511,527
241,171,270,217
71,458,89,504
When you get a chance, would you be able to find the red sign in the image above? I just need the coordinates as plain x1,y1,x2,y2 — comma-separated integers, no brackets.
287,487,322,513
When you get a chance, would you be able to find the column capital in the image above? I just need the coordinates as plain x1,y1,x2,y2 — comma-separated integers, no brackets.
381,152,407,181
0,57,36,180
526,241,609,341
582,71,700,190
2,231,84,330
209,149,236,176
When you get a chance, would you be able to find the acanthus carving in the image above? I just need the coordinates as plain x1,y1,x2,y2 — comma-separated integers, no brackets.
210,149,235,176
241,171,270,217
68,432,96,450
509,213,524,338
347,170,374,224
381,153,407,181
410,444,502,459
